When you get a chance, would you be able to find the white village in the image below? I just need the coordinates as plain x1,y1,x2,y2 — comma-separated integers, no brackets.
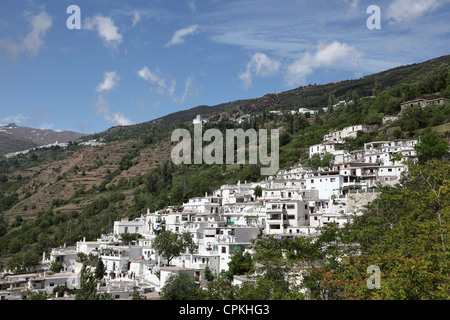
0,103,426,300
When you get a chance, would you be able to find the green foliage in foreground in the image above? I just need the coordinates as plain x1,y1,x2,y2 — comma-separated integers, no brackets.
196,160,450,300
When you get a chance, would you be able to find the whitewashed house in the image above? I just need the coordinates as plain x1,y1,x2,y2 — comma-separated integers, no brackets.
265,200,310,235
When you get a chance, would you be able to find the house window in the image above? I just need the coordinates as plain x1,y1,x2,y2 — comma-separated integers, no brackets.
305,215,308,220
287,204,295,209
221,247,226,254
330,178,336,182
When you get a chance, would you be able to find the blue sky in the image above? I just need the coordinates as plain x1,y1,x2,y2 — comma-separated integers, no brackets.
0,0,449,134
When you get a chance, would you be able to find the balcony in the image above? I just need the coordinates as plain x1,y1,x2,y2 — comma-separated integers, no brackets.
100,250,129,259
266,206,286,213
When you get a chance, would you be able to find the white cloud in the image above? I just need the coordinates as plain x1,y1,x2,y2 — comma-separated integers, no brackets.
349,0,360,11
165,25,199,47
38,123,54,130
138,66,197,104
180,77,194,104
386,0,445,23
0,10,52,57
238,53,281,89
94,71,132,126
132,10,141,27
286,41,363,87
1,114,29,124
138,66,168,94
188,1,197,13
172,77,196,104
95,94,134,126
84,15,123,48
96,71,120,92
23,11,53,56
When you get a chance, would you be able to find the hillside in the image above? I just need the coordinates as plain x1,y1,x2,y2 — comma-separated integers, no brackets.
147,55,450,126
90,55,450,144
0,132,40,155
1,138,172,221
0,125,84,155
0,55,449,269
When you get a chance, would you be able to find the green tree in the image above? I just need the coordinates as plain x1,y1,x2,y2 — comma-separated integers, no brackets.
0,214,7,237
161,272,200,300
253,185,262,199
225,250,254,280
204,265,215,282
50,261,63,273
94,258,106,281
312,160,450,300
120,233,140,245
75,264,98,300
200,275,236,300
247,236,305,300
415,131,449,163
320,154,335,168
279,132,292,146
152,231,198,266
6,250,40,273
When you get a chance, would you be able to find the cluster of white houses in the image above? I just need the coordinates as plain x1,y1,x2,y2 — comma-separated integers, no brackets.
1,128,421,300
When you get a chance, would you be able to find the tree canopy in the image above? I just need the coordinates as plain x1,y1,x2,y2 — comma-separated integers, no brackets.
152,230,198,266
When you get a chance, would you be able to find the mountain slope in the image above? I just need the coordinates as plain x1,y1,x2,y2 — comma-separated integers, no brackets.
0,125,84,155
146,54,450,126
92,55,450,143
0,132,40,155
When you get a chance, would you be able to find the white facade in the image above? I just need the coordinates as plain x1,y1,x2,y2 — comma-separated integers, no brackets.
298,107,317,115
265,200,310,235
323,124,377,143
